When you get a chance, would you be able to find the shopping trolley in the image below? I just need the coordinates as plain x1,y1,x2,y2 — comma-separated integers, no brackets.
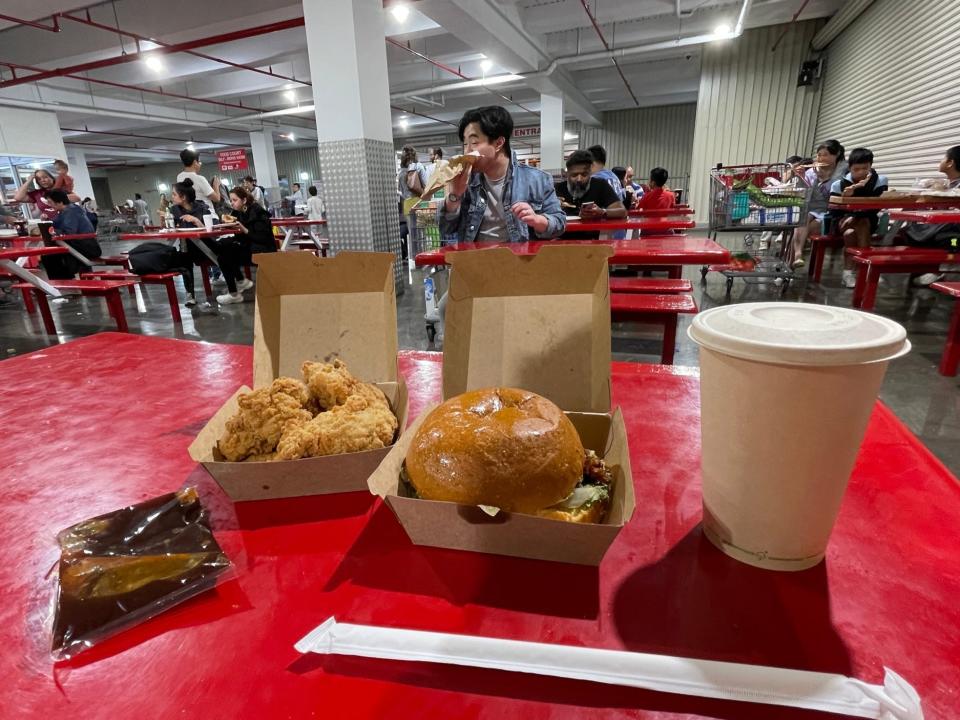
411,206,449,344
701,163,808,295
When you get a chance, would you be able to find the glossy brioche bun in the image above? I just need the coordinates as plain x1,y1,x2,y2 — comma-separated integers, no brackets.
405,387,585,513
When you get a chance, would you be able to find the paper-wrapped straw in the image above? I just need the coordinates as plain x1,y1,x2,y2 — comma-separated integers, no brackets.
296,618,922,719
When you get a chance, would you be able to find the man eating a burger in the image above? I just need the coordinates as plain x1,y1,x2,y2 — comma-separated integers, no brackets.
439,105,566,242
555,149,627,239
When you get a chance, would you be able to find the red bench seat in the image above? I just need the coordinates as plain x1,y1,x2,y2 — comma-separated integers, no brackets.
931,281,960,376
848,247,958,310
608,277,693,294
13,279,139,334
610,292,698,364
81,271,183,324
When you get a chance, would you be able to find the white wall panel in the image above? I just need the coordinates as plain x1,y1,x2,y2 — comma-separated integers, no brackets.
0,107,66,159
688,21,824,221
815,0,960,190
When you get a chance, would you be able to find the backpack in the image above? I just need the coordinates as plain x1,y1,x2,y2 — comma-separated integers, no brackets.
128,242,187,275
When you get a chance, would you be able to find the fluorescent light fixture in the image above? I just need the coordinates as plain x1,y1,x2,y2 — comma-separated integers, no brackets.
713,23,732,38
288,133,296,141
299,171,309,180
284,90,296,102
158,182,169,192
563,131,578,140
391,3,409,22
145,55,164,72
480,58,493,72
399,118,409,129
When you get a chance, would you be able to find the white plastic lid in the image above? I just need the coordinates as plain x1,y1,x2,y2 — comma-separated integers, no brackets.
688,302,910,366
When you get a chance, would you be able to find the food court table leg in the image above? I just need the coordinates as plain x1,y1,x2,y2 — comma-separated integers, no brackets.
852,263,870,308
940,297,960,376
104,289,129,332
31,289,57,334
666,265,682,279
52,239,94,267
280,227,295,251
661,316,677,364
0,258,63,297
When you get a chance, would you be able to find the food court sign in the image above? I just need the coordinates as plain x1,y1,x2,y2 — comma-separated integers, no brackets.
217,149,248,172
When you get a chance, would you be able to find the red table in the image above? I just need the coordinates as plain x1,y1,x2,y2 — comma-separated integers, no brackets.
3,333,958,718
845,246,958,310
270,217,328,253
415,238,729,278
887,209,960,224
830,198,960,243
120,227,241,265
628,208,694,217
565,217,695,239
0,245,68,296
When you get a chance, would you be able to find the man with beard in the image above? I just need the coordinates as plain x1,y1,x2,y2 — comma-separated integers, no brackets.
555,149,626,239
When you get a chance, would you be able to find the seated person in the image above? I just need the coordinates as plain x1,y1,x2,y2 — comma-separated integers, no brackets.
828,147,888,288
170,178,214,307
635,167,676,210
905,145,960,286
439,105,566,242
43,189,102,280
555,149,626,240
612,166,635,210
213,186,277,305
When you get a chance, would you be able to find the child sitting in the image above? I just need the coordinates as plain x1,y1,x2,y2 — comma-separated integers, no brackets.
829,147,888,288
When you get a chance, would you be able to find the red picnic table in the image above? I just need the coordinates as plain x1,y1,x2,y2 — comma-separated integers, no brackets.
2,333,957,719
628,207,694,217
845,246,958,310
564,216,695,239
0,244,69,297
830,197,960,243
415,238,729,279
887,209,960,224
270,217,328,253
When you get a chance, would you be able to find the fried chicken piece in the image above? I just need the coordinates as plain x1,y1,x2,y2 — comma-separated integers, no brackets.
275,383,398,460
301,359,358,410
217,378,315,461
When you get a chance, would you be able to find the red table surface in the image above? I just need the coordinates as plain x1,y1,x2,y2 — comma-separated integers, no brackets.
565,218,695,232
0,245,67,260
628,208,694,217
118,228,239,241
829,197,960,211
415,238,728,268
3,334,959,719
887,210,960,224
271,218,327,226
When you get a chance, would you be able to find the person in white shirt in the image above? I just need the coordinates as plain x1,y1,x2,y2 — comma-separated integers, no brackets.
177,148,221,208
243,175,266,208
133,193,150,226
306,185,325,220
286,183,306,214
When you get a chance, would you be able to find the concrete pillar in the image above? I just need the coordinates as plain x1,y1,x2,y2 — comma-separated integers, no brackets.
250,129,280,197
302,0,402,292
540,92,565,177
65,149,95,204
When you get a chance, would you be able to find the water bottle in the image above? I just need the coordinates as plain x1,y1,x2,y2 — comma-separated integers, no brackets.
164,210,174,229
424,276,435,305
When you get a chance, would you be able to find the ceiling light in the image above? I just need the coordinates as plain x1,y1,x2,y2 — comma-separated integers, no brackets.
391,3,409,22
284,90,296,102
299,171,309,180
713,23,732,38
157,182,169,192
288,133,296,141
480,58,493,72
399,118,408,129
145,55,164,72
563,131,578,140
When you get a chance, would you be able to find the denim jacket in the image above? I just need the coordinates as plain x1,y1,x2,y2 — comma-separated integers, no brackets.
438,151,566,242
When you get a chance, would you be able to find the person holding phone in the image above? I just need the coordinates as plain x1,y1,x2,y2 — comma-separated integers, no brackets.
554,150,625,239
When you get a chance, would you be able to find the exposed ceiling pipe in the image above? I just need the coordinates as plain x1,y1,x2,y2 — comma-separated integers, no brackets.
577,0,639,106
545,0,752,71
0,13,60,31
811,0,874,50
770,0,811,51
387,38,537,115
0,16,306,89
64,140,185,152
0,60,252,111
61,126,241,143
218,104,315,124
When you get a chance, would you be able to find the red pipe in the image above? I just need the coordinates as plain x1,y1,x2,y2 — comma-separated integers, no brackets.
0,13,59,32
0,16,307,90
0,61,251,111
388,39,537,115
577,0,639,107
770,0,811,51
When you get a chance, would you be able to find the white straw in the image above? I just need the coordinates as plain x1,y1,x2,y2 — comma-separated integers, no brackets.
296,617,922,719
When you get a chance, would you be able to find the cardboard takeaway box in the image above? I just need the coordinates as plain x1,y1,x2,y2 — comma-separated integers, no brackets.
189,251,408,501
369,245,635,565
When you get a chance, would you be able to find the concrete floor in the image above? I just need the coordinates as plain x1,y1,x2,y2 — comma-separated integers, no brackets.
3,233,959,475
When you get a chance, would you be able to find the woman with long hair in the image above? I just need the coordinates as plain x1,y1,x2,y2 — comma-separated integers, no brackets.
13,169,58,220
214,185,276,305
397,145,427,261
170,178,212,307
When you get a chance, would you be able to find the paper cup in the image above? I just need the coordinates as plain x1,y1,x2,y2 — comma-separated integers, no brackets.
688,303,910,571
203,214,215,231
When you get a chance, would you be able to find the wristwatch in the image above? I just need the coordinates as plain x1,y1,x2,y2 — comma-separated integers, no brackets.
446,193,460,203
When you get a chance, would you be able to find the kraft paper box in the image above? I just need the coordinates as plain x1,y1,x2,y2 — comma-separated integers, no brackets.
189,251,408,501
369,245,636,565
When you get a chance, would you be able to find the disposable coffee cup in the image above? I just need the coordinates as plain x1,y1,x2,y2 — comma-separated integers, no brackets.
203,214,215,231
687,303,910,571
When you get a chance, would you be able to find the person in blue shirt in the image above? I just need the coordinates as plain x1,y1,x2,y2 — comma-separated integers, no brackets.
588,144,625,201
828,147,889,288
44,189,102,279
439,105,565,243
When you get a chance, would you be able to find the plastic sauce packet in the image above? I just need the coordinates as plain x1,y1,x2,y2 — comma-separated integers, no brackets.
51,487,232,659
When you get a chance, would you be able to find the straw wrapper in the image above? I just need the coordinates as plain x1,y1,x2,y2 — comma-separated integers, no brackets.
296,618,922,719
